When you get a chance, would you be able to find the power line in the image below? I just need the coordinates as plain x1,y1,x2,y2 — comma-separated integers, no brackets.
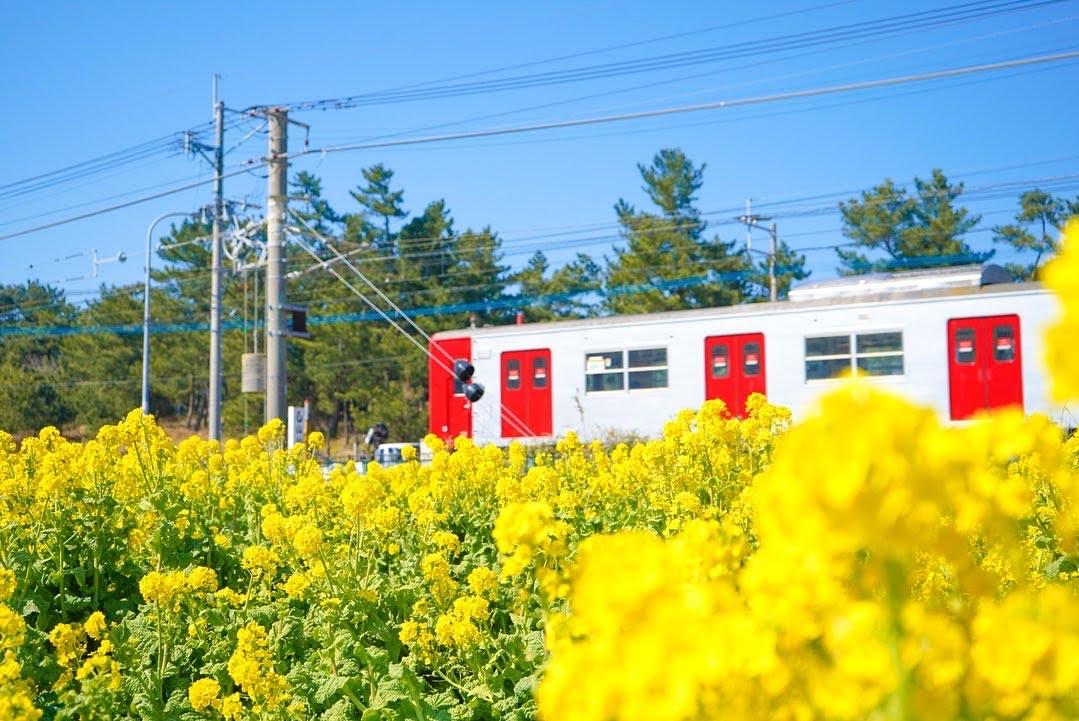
0,163,263,243
269,0,863,114
5,49,1075,247
267,0,1067,112
337,11,1078,147
294,49,1079,159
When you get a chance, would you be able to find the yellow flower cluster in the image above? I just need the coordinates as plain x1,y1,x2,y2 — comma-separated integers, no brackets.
140,566,218,606
0,580,39,721
539,383,1079,721
240,545,281,579
1044,218,1079,401
188,677,221,712
227,622,289,710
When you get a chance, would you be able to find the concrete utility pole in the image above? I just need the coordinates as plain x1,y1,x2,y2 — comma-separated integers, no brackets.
736,212,779,302
208,77,226,440
769,221,778,303
265,108,288,424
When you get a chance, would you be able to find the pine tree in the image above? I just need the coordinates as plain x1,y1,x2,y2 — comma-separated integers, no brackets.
350,164,406,252
837,169,985,275
604,149,748,314
993,189,1078,279
511,251,601,321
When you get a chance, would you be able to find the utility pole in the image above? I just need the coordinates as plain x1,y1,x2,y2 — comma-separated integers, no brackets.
736,212,779,302
265,108,288,424
768,221,778,303
209,75,225,441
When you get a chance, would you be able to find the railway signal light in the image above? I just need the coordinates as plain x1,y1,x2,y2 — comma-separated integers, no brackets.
365,422,389,448
453,359,485,403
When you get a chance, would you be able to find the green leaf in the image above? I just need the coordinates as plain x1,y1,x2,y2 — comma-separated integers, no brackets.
314,674,351,705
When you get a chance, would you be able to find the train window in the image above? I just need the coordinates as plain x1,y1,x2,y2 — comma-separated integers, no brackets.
805,334,851,380
855,332,904,377
743,343,761,376
856,332,902,354
629,369,668,389
993,325,1015,362
533,356,548,388
628,348,666,368
585,348,667,392
954,328,976,365
806,331,903,380
628,347,668,390
585,351,624,392
806,335,850,357
505,359,521,390
711,344,730,378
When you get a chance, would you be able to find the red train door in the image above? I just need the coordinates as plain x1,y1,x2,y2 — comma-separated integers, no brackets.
704,333,766,418
947,314,1023,420
428,337,473,443
501,349,552,438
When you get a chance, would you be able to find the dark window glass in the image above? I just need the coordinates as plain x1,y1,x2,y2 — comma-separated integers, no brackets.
711,344,730,379
806,335,850,357
806,358,850,380
856,332,902,354
533,356,548,388
628,369,668,390
743,343,761,376
628,348,666,368
954,328,976,365
505,359,521,390
856,355,904,376
586,372,624,392
993,325,1015,362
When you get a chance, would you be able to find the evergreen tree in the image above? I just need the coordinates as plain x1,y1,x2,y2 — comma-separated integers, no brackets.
747,240,809,301
292,170,342,236
62,286,144,432
604,148,748,314
0,282,75,434
350,164,406,252
993,189,1078,279
837,169,985,275
511,251,602,321
397,200,456,302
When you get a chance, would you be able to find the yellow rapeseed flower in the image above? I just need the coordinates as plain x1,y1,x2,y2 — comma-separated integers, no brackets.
188,677,221,712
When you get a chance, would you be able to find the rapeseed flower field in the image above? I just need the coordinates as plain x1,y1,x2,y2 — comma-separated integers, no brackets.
0,220,1077,720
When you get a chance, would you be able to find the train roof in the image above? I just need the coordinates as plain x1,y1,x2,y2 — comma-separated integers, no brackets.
431,265,1046,340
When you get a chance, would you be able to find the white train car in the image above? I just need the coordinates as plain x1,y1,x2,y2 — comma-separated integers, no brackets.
428,265,1067,445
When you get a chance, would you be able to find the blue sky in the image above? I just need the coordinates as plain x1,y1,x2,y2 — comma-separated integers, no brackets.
2,0,1077,305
